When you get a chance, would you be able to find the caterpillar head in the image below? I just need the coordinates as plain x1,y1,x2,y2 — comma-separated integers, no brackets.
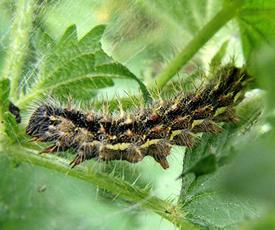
26,105,64,141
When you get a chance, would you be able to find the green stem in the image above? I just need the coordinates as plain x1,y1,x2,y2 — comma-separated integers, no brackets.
2,0,36,101
151,0,244,90
2,146,197,230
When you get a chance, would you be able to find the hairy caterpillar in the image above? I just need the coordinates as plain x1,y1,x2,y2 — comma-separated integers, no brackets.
26,65,250,169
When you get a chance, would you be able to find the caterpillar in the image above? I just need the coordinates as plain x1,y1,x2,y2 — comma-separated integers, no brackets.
26,64,251,169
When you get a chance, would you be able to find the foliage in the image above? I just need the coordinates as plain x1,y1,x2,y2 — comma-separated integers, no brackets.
0,0,275,229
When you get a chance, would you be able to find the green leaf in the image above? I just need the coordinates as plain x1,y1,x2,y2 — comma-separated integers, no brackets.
0,155,145,230
0,145,196,229
38,25,105,81
18,24,151,107
182,167,262,229
180,123,239,180
52,77,113,101
58,24,78,47
78,24,106,50
237,1,275,61
34,29,55,55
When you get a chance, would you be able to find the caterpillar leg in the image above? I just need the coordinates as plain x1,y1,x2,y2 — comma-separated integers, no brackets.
141,139,171,169
70,153,86,168
171,129,195,148
70,142,99,167
40,145,59,154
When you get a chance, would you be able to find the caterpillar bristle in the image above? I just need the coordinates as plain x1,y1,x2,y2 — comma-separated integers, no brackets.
26,64,252,169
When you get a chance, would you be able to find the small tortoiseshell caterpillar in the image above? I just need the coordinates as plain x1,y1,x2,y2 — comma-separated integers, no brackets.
26,64,250,169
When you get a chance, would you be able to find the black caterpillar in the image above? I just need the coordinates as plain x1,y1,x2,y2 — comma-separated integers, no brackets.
26,65,250,169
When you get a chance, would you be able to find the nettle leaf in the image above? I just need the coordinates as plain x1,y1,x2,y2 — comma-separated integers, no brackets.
58,24,78,47
180,147,262,228
237,1,275,61
179,127,235,200
182,167,261,229
20,24,150,106
35,29,55,55
179,93,264,228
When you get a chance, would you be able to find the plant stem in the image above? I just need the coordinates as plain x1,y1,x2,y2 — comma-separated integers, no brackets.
2,0,35,101
2,146,197,230
152,0,244,90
